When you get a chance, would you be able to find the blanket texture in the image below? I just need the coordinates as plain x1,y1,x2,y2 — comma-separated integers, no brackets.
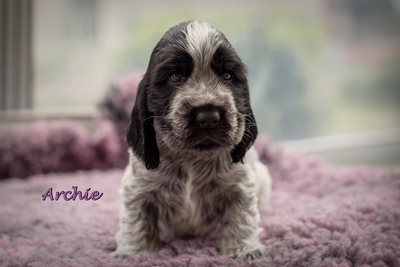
0,139,399,267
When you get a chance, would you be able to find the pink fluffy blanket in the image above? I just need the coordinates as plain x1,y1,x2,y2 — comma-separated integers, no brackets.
0,139,399,267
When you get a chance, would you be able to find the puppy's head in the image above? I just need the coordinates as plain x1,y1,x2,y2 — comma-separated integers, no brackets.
127,21,257,170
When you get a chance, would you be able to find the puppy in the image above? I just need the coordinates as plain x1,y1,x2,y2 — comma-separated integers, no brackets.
113,20,272,261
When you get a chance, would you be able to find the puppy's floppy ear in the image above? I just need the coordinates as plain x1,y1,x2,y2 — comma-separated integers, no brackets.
126,75,160,170
231,110,258,164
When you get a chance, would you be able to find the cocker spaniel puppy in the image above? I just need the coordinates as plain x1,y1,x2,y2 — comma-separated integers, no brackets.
113,20,272,261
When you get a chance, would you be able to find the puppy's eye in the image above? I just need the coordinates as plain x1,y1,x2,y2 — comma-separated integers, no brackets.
223,72,232,81
168,72,182,83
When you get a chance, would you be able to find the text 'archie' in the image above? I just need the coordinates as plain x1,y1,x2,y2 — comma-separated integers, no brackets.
42,186,103,201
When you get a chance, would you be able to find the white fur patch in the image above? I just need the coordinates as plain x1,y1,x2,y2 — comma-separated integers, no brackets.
184,21,222,65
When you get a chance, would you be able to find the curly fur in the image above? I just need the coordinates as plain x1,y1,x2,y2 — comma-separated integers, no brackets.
113,21,272,261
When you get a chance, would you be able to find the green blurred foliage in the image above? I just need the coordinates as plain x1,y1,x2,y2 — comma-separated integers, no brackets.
34,0,400,140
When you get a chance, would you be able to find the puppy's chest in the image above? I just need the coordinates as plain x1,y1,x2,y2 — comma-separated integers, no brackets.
157,173,226,234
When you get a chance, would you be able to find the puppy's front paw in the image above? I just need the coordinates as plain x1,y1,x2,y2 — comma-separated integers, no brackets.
111,248,141,259
225,243,267,261
111,241,162,258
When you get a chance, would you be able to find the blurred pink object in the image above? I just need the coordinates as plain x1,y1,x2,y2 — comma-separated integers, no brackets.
0,72,143,179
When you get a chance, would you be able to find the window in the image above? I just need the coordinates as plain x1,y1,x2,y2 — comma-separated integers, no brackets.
5,0,400,145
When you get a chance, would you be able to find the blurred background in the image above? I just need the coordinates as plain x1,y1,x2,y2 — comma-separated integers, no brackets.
1,0,400,167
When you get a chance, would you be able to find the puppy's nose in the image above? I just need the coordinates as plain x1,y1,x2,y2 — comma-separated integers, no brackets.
196,111,220,129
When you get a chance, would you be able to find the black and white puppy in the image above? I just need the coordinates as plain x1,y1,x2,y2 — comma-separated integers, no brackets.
113,20,271,261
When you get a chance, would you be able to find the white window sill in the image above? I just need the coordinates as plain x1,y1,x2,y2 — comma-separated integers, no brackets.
283,128,400,171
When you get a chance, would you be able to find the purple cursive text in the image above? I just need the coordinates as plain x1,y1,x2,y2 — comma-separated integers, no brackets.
42,186,103,201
